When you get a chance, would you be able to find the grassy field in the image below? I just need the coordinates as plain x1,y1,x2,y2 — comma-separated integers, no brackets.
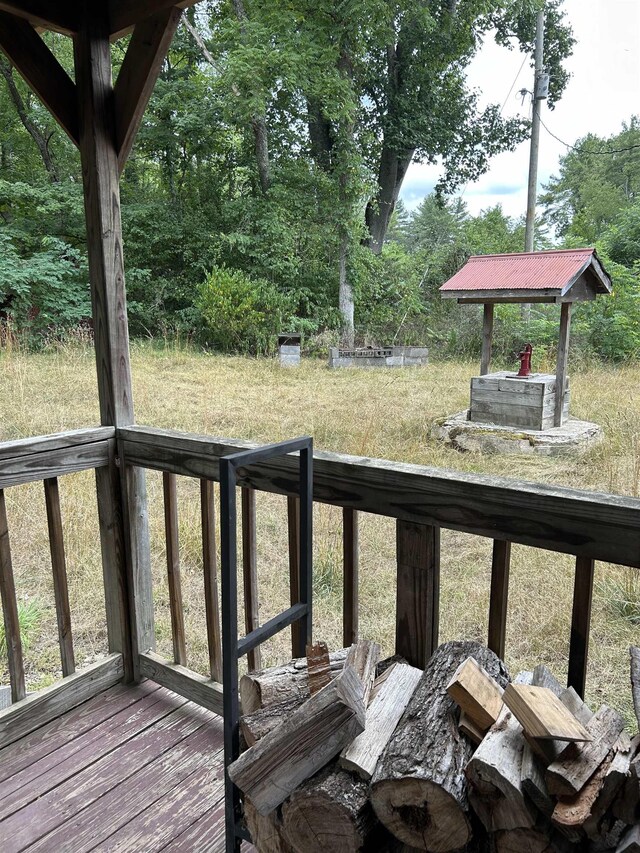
1,340,640,725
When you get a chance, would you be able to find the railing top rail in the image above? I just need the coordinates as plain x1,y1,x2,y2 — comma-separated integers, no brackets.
0,427,114,489
120,425,640,568
0,427,115,461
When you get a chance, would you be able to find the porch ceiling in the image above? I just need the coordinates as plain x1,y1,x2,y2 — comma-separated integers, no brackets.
0,0,201,37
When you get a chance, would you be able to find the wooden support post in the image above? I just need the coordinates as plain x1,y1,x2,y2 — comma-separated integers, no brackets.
395,520,440,669
488,539,511,659
163,472,187,666
0,489,26,703
568,555,595,698
200,479,222,682
44,477,75,677
287,496,305,658
342,508,359,646
242,487,261,672
554,301,572,427
481,303,494,376
75,7,153,680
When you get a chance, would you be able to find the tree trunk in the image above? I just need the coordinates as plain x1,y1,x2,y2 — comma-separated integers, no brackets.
371,641,510,852
365,145,414,254
244,798,295,853
338,233,355,348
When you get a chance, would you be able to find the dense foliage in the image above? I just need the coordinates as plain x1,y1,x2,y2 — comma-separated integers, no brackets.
4,3,637,362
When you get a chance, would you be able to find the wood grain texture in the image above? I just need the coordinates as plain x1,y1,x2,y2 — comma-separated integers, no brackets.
0,1,77,34
0,427,114,461
95,448,132,679
123,463,155,669
0,489,26,703
44,477,75,677
0,11,78,142
554,301,572,427
340,662,422,780
139,651,223,715
395,520,439,668
503,684,592,742
0,653,124,748
306,641,331,695
488,539,511,659
546,705,625,796
446,655,504,732
371,641,510,852
229,663,366,815
113,6,182,171
242,487,261,672
342,507,359,646
467,704,537,832
200,479,222,682
0,439,111,489
481,302,494,375
345,639,380,707
568,555,595,699
163,472,187,666
119,424,640,568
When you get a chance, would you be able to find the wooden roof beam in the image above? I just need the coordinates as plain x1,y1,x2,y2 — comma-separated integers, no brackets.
114,6,182,172
0,1,78,35
109,0,200,40
0,11,79,146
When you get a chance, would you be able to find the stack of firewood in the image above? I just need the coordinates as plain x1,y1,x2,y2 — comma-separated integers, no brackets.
228,640,640,853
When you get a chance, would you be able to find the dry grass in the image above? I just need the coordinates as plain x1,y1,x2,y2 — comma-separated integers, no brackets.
1,340,640,725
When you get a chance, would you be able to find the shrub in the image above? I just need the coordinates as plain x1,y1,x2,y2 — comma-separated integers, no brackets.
196,265,292,355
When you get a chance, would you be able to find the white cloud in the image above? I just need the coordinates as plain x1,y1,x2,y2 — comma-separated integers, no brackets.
401,0,640,224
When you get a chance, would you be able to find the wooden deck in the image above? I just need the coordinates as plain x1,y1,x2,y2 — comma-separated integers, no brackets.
0,680,250,852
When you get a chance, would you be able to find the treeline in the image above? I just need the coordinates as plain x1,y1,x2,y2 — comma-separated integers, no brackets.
0,3,637,361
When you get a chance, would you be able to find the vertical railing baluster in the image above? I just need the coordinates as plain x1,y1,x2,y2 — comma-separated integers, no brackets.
395,520,440,669
0,489,26,703
201,479,223,682
488,539,511,660
241,487,261,672
44,477,75,677
287,495,304,657
162,472,187,666
342,508,359,647
568,555,595,698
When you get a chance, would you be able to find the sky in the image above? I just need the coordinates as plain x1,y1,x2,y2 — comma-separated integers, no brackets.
399,0,640,221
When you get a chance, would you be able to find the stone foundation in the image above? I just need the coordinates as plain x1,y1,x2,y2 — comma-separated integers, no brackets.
432,411,603,456
328,346,428,369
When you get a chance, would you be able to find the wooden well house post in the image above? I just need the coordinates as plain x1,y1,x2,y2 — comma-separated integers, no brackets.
0,0,204,680
440,249,612,429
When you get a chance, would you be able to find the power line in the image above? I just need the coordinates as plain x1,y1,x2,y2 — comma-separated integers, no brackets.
540,116,640,155
499,54,528,116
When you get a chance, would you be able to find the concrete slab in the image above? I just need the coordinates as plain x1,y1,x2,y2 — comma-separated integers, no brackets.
431,410,603,456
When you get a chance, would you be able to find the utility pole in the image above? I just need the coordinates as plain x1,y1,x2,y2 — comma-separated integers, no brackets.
524,8,548,252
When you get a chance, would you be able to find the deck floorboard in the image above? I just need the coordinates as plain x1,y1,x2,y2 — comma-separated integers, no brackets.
0,681,254,852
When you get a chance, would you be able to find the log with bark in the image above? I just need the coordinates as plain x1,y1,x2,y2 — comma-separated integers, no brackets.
371,640,510,852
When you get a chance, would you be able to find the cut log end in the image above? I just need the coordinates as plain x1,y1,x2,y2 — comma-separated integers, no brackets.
371,777,472,852
282,790,368,853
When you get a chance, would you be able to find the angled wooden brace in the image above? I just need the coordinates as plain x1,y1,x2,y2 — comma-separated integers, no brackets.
113,6,183,173
109,0,199,40
0,1,77,35
0,11,79,145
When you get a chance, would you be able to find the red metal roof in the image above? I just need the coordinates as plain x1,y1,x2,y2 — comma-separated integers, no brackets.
440,248,610,297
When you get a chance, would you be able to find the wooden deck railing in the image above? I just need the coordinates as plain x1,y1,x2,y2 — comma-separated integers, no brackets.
0,428,126,744
120,424,640,700
2,421,640,744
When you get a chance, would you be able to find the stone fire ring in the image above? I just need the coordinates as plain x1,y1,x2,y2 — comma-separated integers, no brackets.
431,411,603,456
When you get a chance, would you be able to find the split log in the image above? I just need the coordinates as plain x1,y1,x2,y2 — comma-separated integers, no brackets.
306,641,331,694
523,668,589,766
551,750,613,828
241,697,302,747
631,646,640,731
240,647,349,713
446,656,504,733
346,639,380,706
229,662,366,815
558,686,593,726
618,825,640,853
459,711,484,746
585,734,635,836
466,672,536,833
340,663,423,781
493,827,552,853
371,641,510,852
521,742,555,817
281,763,379,853
546,706,625,797
244,798,295,853
612,751,640,825
503,684,592,743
